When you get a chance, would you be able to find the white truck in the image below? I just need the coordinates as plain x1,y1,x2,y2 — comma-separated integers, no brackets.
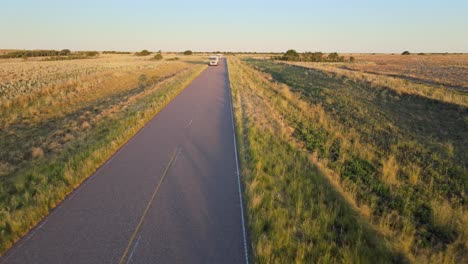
209,56,219,66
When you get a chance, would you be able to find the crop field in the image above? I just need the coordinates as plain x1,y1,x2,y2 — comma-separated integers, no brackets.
0,54,206,253
228,55,467,263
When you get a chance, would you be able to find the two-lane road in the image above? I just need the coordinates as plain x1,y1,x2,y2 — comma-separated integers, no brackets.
1,59,249,264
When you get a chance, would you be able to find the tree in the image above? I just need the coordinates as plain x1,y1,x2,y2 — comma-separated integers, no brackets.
183,50,193,55
402,51,411,55
311,52,324,62
282,49,300,61
327,52,339,62
60,49,71,56
349,56,355,63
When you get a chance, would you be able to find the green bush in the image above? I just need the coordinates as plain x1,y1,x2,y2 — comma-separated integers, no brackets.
282,49,300,61
402,51,411,55
153,53,163,60
135,50,151,56
327,52,339,62
311,52,324,62
183,50,193,55
60,49,71,56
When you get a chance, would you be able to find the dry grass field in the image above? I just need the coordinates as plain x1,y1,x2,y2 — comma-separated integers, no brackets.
0,53,207,253
229,54,467,263
343,54,468,90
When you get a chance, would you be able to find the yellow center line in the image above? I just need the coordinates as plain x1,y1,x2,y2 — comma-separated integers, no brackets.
119,147,181,264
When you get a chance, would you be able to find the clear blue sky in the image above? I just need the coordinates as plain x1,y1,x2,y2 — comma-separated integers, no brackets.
1,0,467,52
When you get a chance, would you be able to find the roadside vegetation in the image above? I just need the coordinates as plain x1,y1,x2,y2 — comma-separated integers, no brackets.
229,56,467,263
0,55,207,253
228,57,405,263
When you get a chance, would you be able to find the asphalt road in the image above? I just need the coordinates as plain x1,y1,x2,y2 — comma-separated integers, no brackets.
1,59,249,264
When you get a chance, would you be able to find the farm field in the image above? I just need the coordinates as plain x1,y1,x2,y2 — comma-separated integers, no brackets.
228,55,467,263
0,53,206,253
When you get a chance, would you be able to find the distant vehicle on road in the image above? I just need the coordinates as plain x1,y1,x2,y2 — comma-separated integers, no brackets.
216,53,223,59
209,56,219,66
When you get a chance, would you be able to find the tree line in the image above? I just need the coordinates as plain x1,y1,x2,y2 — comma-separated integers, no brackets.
102,51,132,54
0,49,99,59
272,50,355,63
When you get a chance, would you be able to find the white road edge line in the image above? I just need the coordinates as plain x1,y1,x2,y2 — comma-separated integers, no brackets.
126,235,141,264
227,60,249,264
37,219,48,230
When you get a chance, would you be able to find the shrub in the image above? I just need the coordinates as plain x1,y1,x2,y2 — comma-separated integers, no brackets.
102,51,131,54
402,51,411,55
0,50,61,59
327,52,339,62
83,51,99,57
138,74,149,88
60,49,71,56
282,49,300,61
31,147,44,159
311,52,324,62
183,50,193,55
135,50,151,56
153,53,163,60
81,121,91,130
349,56,355,62
303,52,323,62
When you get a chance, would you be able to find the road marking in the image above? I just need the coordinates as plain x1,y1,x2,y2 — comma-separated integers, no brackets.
37,219,48,230
185,118,193,129
126,235,141,264
118,147,181,264
227,65,250,264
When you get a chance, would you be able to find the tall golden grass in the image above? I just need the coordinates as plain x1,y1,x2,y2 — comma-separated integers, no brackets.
232,56,467,263
228,57,403,263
